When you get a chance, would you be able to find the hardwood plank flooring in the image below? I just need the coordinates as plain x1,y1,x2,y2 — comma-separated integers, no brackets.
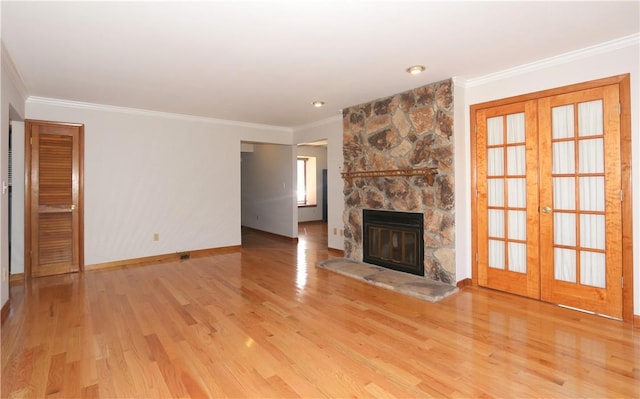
2,222,639,398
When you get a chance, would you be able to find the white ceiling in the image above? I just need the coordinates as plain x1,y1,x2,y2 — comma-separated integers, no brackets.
2,1,638,127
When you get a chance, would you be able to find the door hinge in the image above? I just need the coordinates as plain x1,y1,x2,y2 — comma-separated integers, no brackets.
617,103,621,115
621,276,624,288
30,136,32,145
620,190,623,202
475,253,479,262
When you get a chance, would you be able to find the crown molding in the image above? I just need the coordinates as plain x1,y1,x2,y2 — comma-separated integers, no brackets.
1,42,29,101
463,33,639,88
292,114,343,132
451,76,468,89
25,96,292,133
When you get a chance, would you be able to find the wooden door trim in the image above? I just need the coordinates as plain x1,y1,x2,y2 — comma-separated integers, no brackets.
470,74,630,111
619,75,633,322
24,120,85,279
470,74,633,322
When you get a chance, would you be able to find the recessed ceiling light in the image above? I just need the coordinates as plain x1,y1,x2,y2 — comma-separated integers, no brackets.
312,101,325,108
406,65,426,75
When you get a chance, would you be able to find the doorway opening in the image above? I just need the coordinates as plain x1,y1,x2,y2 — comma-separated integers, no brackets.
297,139,328,235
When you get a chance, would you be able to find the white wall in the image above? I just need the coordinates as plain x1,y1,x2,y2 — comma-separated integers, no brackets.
1,44,27,308
297,145,327,222
240,143,297,238
293,116,344,250
453,79,470,285
460,35,640,314
26,99,292,266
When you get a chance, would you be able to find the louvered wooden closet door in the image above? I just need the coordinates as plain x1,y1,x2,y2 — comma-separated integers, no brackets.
28,121,83,277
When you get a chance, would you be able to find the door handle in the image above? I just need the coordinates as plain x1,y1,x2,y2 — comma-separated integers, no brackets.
541,206,552,214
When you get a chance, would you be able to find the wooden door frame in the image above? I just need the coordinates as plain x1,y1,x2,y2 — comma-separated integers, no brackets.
24,120,85,279
470,74,634,322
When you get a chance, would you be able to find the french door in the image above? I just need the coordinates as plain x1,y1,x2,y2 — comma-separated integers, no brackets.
474,82,625,319
476,100,540,299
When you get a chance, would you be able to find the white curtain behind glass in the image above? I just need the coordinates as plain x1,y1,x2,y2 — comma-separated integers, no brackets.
487,116,504,270
507,114,526,273
487,113,527,273
551,101,606,288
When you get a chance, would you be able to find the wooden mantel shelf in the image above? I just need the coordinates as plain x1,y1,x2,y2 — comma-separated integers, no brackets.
341,167,438,186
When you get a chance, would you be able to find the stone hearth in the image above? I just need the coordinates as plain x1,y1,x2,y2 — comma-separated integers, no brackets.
342,79,455,284
317,258,458,302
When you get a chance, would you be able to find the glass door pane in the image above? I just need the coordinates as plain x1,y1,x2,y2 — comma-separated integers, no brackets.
550,99,607,288
486,112,528,274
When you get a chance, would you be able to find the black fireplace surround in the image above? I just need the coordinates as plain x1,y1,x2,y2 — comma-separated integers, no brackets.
362,209,425,276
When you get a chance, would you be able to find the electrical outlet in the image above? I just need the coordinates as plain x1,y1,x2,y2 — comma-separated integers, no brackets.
2,267,7,282
340,229,344,237
333,228,337,235
153,233,159,241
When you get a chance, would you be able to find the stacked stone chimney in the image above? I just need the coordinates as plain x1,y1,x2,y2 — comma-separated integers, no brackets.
342,79,456,284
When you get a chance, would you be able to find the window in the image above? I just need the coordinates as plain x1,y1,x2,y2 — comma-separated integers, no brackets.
297,156,317,206
297,158,307,205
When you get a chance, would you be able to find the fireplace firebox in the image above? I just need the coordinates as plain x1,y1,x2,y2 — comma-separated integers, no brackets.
362,209,424,276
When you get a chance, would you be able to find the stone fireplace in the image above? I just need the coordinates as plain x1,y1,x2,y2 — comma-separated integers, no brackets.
342,79,455,284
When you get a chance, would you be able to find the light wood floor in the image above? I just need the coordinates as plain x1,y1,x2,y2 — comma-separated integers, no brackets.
2,222,639,398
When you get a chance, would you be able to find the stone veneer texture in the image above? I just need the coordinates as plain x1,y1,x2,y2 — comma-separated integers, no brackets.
342,78,455,284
